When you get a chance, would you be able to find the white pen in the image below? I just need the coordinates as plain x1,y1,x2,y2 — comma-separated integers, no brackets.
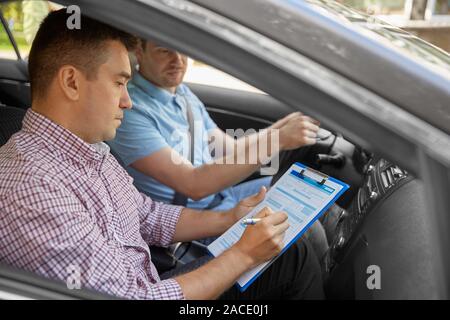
241,217,262,226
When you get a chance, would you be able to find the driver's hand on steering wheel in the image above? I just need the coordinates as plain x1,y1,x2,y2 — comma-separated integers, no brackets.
272,112,320,150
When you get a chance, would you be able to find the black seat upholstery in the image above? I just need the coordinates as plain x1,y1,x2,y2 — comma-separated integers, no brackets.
0,105,26,147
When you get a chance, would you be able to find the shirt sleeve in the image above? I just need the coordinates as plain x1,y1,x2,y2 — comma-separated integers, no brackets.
201,104,218,132
108,103,169,166
0,177,185,300
135,191,183,247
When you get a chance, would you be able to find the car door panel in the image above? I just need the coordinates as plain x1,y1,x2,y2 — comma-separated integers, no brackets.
187,82,294,131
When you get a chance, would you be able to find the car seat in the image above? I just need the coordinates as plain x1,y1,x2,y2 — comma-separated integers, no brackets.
0,105,26,147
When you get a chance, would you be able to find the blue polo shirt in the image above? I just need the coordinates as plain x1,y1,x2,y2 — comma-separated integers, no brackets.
108,72,218,209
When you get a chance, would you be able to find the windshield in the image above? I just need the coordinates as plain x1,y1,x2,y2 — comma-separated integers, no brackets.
284,0,450,74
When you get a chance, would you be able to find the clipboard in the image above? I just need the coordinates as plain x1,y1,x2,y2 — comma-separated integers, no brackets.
207,162,349,291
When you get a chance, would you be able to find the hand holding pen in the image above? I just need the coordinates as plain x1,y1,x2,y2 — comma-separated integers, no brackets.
233,207,290,268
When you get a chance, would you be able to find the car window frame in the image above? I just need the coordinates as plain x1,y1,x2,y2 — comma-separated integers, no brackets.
0,0,448,299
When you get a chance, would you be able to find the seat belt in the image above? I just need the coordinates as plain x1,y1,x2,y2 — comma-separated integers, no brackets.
168,96,196,263
172,96,195,206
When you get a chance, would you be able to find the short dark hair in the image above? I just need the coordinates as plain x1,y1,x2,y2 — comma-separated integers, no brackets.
28,8,138,100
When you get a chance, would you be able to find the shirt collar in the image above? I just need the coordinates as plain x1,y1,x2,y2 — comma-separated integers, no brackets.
22,109,108,166
131,72,185,106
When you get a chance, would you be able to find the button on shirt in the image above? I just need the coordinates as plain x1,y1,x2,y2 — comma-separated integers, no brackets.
0,109,184,300
108,73,218,209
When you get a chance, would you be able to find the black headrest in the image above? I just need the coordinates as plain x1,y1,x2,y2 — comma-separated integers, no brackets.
0,106,26,147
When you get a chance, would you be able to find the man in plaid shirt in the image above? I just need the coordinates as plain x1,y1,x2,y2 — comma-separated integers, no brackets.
0,10,323,299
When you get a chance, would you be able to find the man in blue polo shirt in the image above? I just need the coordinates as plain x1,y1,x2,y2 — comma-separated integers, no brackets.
108,40,320,212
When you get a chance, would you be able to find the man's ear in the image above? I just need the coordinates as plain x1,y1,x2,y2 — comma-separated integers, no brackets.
57,65,81,101
134,45,144,64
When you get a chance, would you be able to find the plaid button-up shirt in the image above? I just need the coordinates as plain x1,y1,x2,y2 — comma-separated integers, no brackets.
0,109,184,299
